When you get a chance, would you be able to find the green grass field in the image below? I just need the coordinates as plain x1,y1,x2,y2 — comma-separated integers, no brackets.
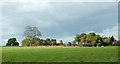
2,46,118,62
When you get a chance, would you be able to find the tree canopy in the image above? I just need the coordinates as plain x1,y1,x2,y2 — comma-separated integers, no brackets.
6,38,19,46
23,26,42,46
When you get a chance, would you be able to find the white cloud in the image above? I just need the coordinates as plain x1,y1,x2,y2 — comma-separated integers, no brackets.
98,25,118,40
16,1,53,11
1,2,118,46
36,20,58,28
55,32,75,43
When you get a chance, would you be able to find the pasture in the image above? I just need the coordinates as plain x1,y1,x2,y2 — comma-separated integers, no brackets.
2,46,118,62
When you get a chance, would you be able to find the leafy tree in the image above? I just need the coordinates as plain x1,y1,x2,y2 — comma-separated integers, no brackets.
97,43,102,46
22,38,31,46
79,33,87,38
42,41,47,45
102,36,114,46
6,38,19,46
110,36,115,45
94,35,100,42
74,34,81,44
51,39,56,44
86,33,96,43
72,41,76,46
91,40,96,46
52,41,56,46
102,37,109,46
40,39,44,44
32,38,41,46
59,40,63,45
46,38,51,45
80,35,87,43
23,26,42,46
46,38,50,42
67,42,72,46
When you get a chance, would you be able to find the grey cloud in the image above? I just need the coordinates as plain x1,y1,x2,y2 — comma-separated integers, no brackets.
2,2,118,46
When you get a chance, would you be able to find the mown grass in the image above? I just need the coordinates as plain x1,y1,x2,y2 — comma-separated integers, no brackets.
2,46,118,62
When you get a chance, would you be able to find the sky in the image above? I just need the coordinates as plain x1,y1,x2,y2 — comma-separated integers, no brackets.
0,1,118,46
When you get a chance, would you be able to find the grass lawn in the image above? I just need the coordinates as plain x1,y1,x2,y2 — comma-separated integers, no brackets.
2,46,118,62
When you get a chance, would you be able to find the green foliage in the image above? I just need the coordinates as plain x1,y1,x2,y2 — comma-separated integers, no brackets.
72,41,76,46
102,36,115,46
67,42,72,46
45,38,51,45
22,38,31,46
52,41,56,46
59,40,63,45
94,35,100,42
42,41,47,45
73,32,117,47
91,40,97,46
6,38,19,46
79,33,87,38
74,34,81,44
23,26,42,46
110,36,115,45
80,35,87,43
51,39,56,46
21,31,116,46
97,43,102,46
86,33,96,42
32,38,41,46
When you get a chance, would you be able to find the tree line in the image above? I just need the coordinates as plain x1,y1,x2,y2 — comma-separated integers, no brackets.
74,33,119,46
6,26,120,46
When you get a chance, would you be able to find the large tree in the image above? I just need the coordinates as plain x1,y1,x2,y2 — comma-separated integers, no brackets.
110,36,115,44
86,33,96,43
6,38,19,46
79,33,87,38
46,38,51,45
23,26,42,46
22,38,31,46
51,39,56,46
74,34,81,44
80,35,87,43
32,38,41,46
59,40,63,45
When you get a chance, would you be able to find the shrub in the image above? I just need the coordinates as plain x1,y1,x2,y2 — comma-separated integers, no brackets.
97,43,102,46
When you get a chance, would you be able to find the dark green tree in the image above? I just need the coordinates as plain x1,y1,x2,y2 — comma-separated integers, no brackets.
52,41,56,46
59,40,63,45
32,38,41,46
6,38,19,46
67,42,72,46
86,33,96,43
46,38,51,45
110,36,115,45
42,41,47,45
72,41,76,46
79,33,87,38
80,35,87,43
74,34,81,44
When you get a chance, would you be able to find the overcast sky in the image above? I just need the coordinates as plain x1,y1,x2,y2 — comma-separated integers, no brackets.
1,1,118,46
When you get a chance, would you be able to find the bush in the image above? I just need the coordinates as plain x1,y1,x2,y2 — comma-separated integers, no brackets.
97,43,102,46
